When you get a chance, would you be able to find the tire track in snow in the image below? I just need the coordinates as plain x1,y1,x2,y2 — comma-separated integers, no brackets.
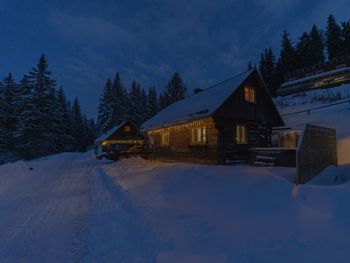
86,166,160,262
69,168,91,263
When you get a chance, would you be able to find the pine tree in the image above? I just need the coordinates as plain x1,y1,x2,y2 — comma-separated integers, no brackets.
71,98,86,152
248,61,253,70
160,73,187,109
0,74,18,161
16,76,37,159
110,72,126,124
326,14,343,59
276,31,297,86
259,53,266,80
147,87,159,119
140,88,149,124
84,118,96,146
128,81,143,126
96,78,113,134
341,21,350,56
260,48,276,96
56,87,75,151
310,25,325,64
296,32,314,68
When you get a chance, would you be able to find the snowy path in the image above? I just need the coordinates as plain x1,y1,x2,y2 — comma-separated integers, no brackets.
87,167,159,262
0,153,89,262
0,153,159,263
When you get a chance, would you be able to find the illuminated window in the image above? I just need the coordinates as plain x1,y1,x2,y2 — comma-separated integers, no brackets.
123,126,131,132
148,134,154,145
236,124,247,144
190,126,206,144
161,131,169,146
244,86,256,103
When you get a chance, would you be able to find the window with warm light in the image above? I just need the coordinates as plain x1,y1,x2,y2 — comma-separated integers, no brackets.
123,126,131,132
160,131,169,146
190,126,207,144
244,86,256,103
236,124,247,144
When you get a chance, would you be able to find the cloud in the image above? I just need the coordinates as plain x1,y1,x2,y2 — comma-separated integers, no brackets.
48,10,135,47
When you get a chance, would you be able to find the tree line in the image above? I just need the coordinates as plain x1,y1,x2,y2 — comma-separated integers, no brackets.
96,72,187,135
0,55,95,164
257,14,350,96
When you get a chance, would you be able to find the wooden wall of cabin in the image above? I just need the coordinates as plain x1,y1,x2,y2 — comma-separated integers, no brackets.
215,72,283,126
148,118,219,164
215,119,271,162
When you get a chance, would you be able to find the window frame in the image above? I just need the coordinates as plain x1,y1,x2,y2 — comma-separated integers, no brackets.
236,124,247,144
160,130,170,146
190,126,207,145
244,85,256,103
123,125,131,132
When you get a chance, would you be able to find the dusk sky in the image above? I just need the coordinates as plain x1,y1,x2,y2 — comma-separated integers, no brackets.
1,0,349,118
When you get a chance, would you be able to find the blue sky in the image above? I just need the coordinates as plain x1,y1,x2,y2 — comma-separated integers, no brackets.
0,0,349,118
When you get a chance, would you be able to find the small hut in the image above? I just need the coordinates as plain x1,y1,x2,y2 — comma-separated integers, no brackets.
94,120,145,158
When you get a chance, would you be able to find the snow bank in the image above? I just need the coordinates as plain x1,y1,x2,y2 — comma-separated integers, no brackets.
306,165,350,185
102,159,350,262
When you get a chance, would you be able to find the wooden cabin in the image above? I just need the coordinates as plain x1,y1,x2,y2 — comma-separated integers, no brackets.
142,69,284,164
94,120,145,157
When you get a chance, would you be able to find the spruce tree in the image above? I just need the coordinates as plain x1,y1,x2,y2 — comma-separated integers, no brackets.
71,98,86,152
147,87,159,119
248,61,253,70
56,87,75,151
160,73,187,109
111,72,126,124
16,75,38,159
28,55,59,157
96,78,113,134
296,32,313,68
261,48,276,96
259,53,266,80
0,74,18,161
128,81,143,126
326,14,343,59
310,25,325,64
276,31,297,86
341,21,350,56
140,88,149,124
85,118,96,146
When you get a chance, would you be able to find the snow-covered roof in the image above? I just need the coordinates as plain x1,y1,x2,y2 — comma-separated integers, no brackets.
142,70,253,130
94,120,128,143
280,67,350,88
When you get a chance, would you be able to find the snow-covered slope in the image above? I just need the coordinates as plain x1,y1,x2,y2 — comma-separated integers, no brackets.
275,84,350,164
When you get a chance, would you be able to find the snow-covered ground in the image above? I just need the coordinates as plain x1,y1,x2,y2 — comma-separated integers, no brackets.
1,84,350,262
276,83,350,164
1,152,350,262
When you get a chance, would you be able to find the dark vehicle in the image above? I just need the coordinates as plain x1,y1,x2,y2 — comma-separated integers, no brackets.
106,145,152,161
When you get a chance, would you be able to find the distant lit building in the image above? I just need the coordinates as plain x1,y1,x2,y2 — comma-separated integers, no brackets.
277,55,350,96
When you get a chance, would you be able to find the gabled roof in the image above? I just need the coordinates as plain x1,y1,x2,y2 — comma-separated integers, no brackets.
94,120,128,143
142,70,254,130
